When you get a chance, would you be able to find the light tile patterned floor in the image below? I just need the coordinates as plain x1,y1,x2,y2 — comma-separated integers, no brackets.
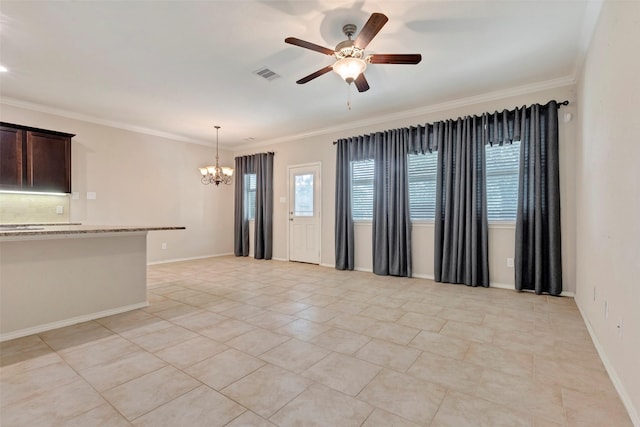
0,256,633,426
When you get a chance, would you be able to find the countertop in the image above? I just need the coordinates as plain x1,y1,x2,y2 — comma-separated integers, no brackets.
0,224,186,238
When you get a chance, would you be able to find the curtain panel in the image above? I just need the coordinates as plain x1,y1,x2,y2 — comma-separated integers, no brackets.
372,129,412,277
434,117,490,287
233,152,274,260
515,102,562,295
335,132,412,277
254,153,274,260
334,140,354,270
334,100,563,291
234,155,254,257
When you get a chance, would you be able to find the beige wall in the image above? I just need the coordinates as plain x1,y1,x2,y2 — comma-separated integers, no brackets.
575,0,640,423
235,84,578,293
0,104,235,263
1,84,578,292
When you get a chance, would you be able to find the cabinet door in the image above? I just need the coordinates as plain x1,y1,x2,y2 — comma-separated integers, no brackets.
26,131,71,193
0,126,24,188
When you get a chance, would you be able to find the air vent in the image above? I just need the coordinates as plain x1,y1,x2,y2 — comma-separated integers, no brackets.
254,67,280,81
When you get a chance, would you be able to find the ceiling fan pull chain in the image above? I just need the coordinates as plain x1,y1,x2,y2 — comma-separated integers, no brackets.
347,83,352,111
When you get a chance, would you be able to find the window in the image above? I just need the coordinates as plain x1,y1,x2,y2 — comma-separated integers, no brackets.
408,152,438,220
351,160,374,220
244,173,256,220
349,144,519,222
294,173,314,216
485,141,521,221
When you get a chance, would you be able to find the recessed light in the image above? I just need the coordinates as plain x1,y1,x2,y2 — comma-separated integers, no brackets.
0,65,8,73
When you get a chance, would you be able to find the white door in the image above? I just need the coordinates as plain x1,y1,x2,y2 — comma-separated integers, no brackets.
288,163,321,264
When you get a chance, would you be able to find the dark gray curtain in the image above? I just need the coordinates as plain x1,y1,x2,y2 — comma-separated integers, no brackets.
335,140,354,270
234,156,253,257
334,100,563,289
233,153,273,259
434,117,490,286
515,102,562,295
335,136,376,270
372,130,412,276
254,153,274,260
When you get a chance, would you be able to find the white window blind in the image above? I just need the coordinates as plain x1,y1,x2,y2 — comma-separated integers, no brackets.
485,141,521,221
349,143,519,222
408,152,438,220
351,160,374,220
244,173,257,220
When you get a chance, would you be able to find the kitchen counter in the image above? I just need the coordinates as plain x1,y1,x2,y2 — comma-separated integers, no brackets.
0,225,185,341
0,224,185,238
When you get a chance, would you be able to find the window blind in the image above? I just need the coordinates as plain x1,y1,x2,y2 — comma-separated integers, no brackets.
485,141,521,220
349,144,520,222
351,160,374,220
244,173,257,220
408,152,438,220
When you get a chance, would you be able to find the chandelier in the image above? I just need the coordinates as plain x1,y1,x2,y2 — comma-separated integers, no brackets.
199,125,233,186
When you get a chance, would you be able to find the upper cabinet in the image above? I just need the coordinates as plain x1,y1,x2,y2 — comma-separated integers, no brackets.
0,122,74,193
0,126,23,188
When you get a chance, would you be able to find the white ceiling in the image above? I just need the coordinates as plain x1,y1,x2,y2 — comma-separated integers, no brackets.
0,1,596,148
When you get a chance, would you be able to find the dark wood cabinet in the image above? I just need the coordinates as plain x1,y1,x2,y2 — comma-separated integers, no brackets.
0,126,24,188
0,123,74,193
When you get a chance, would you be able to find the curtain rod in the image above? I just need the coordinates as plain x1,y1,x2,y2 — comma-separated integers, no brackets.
332,100,570,145
235,151,275,156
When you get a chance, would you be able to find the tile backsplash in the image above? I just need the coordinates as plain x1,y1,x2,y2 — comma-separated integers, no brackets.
0,192,70,224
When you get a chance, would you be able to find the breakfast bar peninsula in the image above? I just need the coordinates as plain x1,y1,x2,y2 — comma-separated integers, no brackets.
0,224,185,341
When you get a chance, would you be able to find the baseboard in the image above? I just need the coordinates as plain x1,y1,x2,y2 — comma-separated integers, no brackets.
575,301,640,426
413,273,435,280
0,301,149,342
147,252,233,265
490,281,575,297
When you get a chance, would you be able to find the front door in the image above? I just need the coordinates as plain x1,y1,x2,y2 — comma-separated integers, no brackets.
288,163,321,264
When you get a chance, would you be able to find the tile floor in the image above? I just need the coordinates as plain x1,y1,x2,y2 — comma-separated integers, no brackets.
0,256,633,426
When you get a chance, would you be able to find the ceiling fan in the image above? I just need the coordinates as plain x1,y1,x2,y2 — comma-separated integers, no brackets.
285,12,421,92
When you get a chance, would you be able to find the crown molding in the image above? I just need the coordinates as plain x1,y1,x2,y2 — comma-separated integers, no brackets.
0,97,216,148
233,75,577,151
2,74,576,153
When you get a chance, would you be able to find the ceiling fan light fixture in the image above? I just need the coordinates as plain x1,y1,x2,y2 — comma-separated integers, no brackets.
333,57,367,84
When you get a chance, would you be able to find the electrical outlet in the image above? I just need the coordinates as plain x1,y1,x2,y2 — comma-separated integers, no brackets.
507,258,514,268
55,205,64,214
604,300,608,319
161,243,167,250
617,317,624,337
593,286,596,302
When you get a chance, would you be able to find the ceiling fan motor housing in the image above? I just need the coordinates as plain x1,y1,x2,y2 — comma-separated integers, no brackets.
335,39,364,59
335,24,363,59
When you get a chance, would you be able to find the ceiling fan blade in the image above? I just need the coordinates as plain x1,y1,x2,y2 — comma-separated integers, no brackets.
354,74,370,92
368,54,422,64
285,37,335,55
354,13,388,49
296,65,334,84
